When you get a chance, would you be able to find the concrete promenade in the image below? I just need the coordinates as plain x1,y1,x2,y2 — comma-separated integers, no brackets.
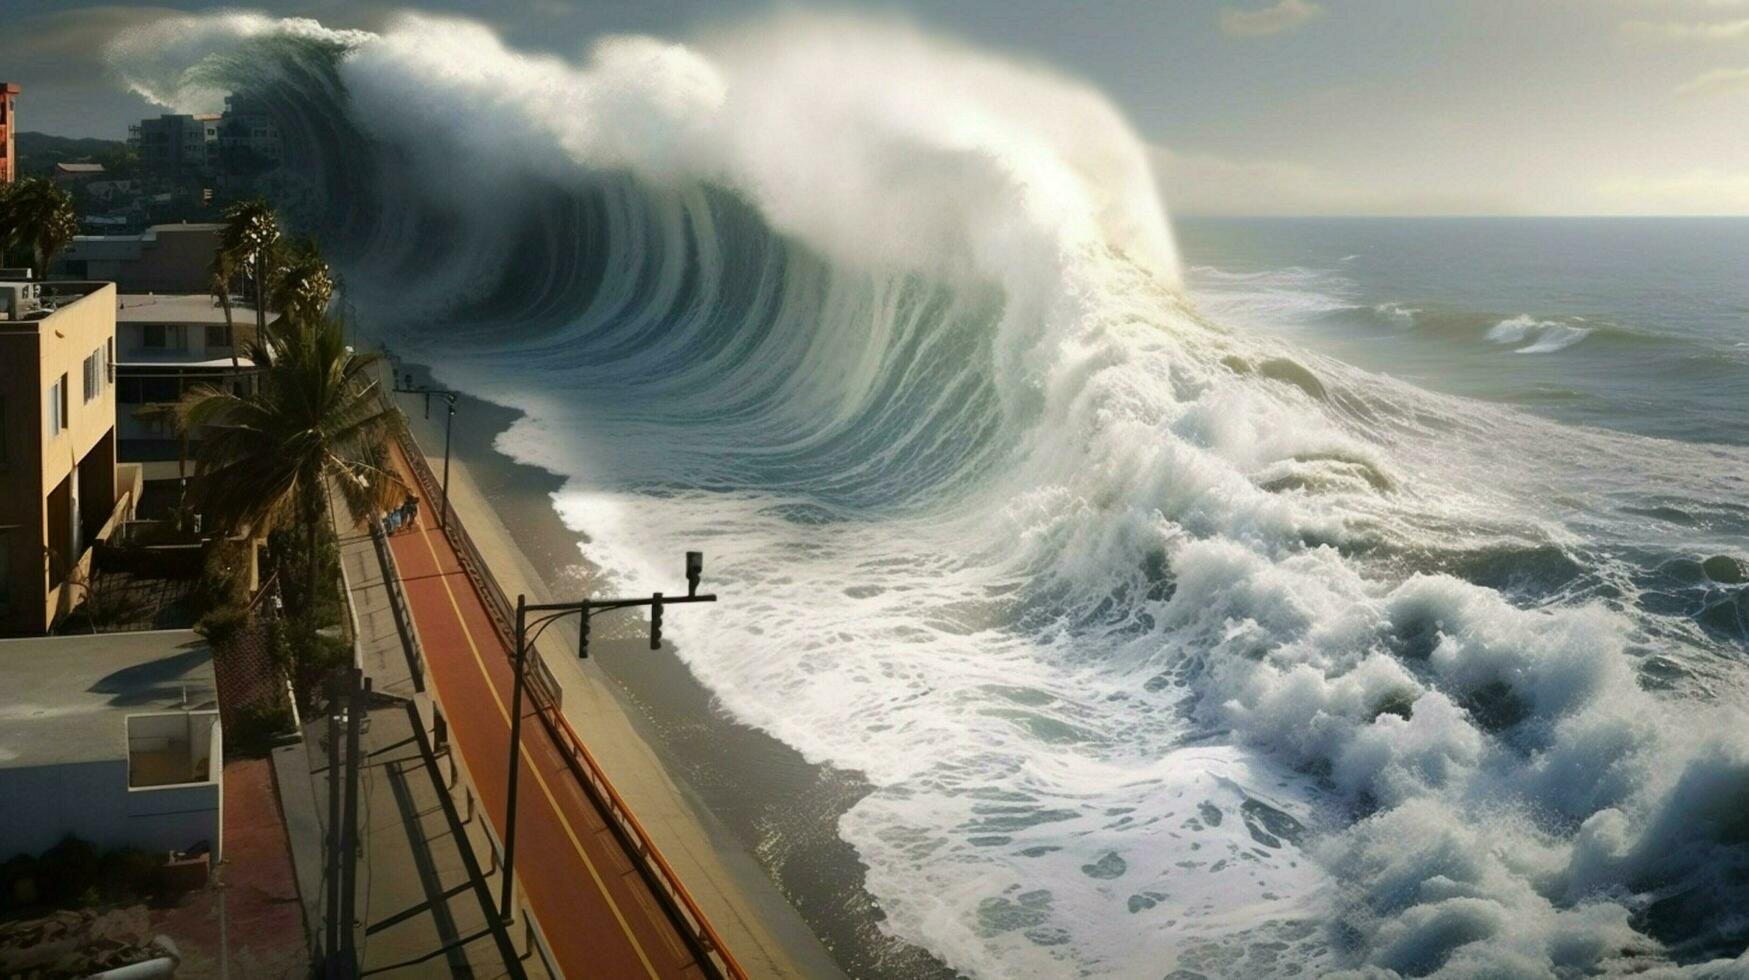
271,482,537,977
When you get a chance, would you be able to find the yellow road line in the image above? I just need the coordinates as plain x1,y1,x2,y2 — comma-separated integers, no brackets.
407,506,663,980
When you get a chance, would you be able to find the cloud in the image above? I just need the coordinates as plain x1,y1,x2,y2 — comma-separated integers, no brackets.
1594,169,1749,213
1674,66,1749,94
1620,18,1749,40
1219,0,1325,38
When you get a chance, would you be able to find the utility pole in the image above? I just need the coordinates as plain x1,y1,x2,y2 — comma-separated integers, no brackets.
338,670,367,973
499,552,716,923
321,668,366,979
323,673,342,966
392,373,458,529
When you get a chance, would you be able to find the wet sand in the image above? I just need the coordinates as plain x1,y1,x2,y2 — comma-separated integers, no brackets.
390,362,956,980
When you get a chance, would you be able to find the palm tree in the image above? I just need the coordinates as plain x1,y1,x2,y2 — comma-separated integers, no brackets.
269,237,334,327
217,198,281,346
0,178,78,278
178,315,402,616
209,252,241,370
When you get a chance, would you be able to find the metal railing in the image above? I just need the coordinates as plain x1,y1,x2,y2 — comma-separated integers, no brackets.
384,397,747,980
369,518,426,689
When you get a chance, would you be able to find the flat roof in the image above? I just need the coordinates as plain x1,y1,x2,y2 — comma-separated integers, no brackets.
118,293,263,325
117,356,257,369
0,630,217,770
0,282,113,329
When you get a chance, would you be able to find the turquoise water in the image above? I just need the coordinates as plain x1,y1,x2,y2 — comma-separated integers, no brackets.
1181,217,1749,446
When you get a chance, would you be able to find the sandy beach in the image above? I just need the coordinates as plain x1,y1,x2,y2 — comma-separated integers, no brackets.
390,363,952,979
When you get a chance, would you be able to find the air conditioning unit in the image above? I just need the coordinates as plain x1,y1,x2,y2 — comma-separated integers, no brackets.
0,282,43,318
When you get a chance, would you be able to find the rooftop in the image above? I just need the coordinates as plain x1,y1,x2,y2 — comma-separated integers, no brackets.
67,223,225,245
0,281,112,328
118,293,240,326
0,629,217,771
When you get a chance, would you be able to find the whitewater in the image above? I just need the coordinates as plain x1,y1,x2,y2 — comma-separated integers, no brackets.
111,12,1749,978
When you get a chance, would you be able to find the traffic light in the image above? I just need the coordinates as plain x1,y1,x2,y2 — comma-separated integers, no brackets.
649,594,663,650
578,608,590,659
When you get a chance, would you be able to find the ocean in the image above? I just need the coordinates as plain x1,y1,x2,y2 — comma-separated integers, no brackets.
1180,217,1749,447
109,12,1749,978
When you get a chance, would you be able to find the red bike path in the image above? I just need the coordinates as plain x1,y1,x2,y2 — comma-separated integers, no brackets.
384,442,707,980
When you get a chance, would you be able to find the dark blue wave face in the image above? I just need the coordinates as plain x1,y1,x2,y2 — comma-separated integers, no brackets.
192,23,1749,977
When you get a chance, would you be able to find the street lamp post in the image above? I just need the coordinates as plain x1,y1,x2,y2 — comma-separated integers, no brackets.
499,551,715,923
393,372,458,529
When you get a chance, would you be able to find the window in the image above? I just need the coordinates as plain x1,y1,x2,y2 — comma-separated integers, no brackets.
83,350,102,403
142,323,166,349
46,375,65,439
60,373,69,432
205,324,232,348
143,377,179,403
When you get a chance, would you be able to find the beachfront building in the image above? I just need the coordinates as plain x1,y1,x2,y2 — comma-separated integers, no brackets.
114,293,271,491
0,629,222,863
54,222,224,293
0,277,138,635
0,83,17,186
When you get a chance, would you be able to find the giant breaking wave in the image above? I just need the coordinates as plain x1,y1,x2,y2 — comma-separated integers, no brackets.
111,12,1749,978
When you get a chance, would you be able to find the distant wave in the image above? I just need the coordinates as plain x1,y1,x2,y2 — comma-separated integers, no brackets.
1487,314,1593,353
1373,301,1420,326
111,13,1749,978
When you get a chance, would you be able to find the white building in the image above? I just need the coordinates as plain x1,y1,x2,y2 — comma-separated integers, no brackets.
0,629,223,863
114,293,271,483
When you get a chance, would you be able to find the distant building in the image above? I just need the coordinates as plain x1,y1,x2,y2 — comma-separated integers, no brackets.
54,223,226,293
0,629,222,863
114,292,272,480
130,113,221,178
0,83,17,186
217,94,284,174
0,276,133,635
51,161,106,185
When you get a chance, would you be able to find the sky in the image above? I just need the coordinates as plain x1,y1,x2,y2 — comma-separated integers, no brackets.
1,0,1746,215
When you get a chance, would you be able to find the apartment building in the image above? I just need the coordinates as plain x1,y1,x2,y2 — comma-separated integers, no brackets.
130,113,222,178
0,278,127,635
115,293,270,482
0,83,17,186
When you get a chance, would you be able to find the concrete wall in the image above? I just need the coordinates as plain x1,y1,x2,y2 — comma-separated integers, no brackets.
0,284,117,633
0,758,222,863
